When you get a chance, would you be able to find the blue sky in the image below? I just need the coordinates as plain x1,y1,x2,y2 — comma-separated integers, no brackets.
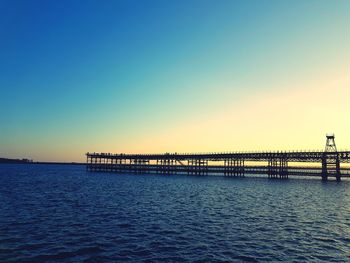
1,0,350,161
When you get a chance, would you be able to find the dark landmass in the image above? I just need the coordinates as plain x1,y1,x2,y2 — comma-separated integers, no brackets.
0,158,33,164
0,158,85,165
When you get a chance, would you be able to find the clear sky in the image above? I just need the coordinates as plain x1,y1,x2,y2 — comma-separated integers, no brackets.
1,0,350,162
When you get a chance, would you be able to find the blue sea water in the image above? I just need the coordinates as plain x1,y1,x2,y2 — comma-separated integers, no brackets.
0,164,350,262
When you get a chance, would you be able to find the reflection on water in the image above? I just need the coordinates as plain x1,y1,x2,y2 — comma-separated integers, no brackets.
1,164,350,262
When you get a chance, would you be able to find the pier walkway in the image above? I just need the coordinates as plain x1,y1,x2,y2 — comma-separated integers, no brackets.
86,135,350,181
86,150,350,181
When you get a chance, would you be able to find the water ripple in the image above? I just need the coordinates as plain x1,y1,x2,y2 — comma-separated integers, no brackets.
1,164,350,262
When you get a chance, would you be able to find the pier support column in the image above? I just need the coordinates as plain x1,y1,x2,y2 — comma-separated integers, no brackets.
322,154,341,181
336,158,341,182
224,159,232,176
116,158,126,173
322,157,328,181
130,159,149,174
156,159,160,174
188,159,195,175
279,158,288,179
268,158,278,179
158,159,172,175
99,157,101,172
268,157,288,179
224,159,244,177
188,159,208,175
237,159,245,177
92,156,97,172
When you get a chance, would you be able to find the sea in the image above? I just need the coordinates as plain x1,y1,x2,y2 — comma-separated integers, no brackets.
0,164,350,262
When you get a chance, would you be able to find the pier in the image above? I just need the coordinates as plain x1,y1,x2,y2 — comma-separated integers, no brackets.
86,135,350,181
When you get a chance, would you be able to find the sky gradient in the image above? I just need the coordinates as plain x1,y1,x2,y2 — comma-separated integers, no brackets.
1,0,350,162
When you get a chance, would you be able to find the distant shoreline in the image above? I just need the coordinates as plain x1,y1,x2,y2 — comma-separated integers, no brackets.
33,162,86,165
0,158,85,165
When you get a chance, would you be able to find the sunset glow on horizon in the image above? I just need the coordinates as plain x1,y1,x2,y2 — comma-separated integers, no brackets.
1,0,350,162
